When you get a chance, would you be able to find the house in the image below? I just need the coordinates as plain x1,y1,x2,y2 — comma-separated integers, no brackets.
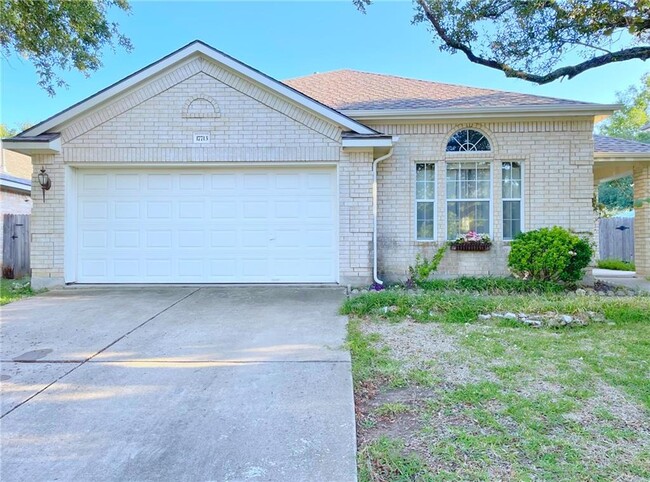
0,146,32,269
3,41,649,288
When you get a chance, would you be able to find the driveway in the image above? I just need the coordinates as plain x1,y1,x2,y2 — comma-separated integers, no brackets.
0,287,356,482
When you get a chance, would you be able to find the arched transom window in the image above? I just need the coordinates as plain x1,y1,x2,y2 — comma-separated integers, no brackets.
446,129,491,152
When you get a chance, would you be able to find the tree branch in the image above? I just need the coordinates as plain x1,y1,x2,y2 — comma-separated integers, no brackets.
416,0,650,84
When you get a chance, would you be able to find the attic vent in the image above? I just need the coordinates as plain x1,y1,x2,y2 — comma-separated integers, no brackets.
183,95,221,118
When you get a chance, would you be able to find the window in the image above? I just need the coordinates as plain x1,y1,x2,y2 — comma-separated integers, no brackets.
502,161,523,240
446,129,491,152
446,161,491,239
415,163,436,240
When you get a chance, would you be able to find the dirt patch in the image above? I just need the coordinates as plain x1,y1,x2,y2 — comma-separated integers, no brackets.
359,319,497,385
355,317,650,480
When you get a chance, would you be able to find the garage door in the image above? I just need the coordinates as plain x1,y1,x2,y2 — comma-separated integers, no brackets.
75,166,338,283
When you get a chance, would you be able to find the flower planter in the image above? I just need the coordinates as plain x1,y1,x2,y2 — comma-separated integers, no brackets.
450,241,491,252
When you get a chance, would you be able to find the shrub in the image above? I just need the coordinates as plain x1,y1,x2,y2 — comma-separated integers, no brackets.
597,259,635,271
508,227,592,283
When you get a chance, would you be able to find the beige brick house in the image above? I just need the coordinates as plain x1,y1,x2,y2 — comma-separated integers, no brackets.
4,41,649,288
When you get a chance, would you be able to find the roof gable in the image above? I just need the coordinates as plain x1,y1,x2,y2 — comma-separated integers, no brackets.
18,42,376,138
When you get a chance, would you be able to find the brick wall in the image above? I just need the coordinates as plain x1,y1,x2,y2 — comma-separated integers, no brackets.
633,162,650,277
28,54,599,288
29,55,374,288
372,120,596,281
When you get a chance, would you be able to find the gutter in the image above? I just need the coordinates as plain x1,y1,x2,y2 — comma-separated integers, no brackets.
372,144,396,285
2,136,61,154
594,152,650,160
0,176,32,194
342,104,622,122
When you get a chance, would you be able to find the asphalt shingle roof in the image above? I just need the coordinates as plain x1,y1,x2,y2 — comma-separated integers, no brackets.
594,135,650,154
284,70,594,111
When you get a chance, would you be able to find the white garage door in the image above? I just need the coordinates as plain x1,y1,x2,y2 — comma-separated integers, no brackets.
74,166,338,283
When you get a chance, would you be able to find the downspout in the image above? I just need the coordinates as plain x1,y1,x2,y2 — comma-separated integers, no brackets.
372,145,394,285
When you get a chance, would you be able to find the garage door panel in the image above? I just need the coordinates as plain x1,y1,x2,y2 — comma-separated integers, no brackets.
114,231,139,248
114,173,140,190
179,201,204,219
147,174,172,190
178,231,205,248
76,167,337,283
114,259,140,277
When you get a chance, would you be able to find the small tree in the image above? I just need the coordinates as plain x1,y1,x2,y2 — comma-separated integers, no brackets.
1,0,132,95
599,73,650,144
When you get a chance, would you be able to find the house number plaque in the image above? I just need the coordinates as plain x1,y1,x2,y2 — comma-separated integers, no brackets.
193,132,210,143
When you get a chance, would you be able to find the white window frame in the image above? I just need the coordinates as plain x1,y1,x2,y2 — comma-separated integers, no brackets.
414,162,437,242
502,161,524,241
445,161,493,240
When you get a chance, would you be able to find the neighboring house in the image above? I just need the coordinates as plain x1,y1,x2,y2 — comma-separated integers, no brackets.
0,146,32,264
3,41,649,288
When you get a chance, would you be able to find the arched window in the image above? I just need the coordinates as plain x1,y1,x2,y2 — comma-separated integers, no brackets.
446,129,491,152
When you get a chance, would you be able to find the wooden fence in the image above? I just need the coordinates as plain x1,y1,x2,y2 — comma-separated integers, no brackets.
598,217,634,262
2,214,31,279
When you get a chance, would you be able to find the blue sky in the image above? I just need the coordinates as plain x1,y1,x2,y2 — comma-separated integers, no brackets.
1,0,648,129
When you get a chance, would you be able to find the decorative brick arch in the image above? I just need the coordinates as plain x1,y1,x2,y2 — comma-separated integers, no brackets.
182,95,221,118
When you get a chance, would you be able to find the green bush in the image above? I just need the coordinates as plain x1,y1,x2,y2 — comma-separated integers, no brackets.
508,227,592,283
597,259,635,271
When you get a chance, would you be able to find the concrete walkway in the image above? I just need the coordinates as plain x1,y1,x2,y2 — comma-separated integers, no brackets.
0,287,356,482
593,268,650,292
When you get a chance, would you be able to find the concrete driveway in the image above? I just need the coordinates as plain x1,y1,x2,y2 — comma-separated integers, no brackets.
0,287,356,482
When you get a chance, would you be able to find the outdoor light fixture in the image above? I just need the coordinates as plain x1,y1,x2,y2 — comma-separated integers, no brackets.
38,167,51,202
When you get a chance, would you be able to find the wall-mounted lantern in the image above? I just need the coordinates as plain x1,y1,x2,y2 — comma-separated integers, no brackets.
38,167,51,202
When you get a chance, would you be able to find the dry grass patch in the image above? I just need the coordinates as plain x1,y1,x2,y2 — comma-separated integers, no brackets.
347,291,650,481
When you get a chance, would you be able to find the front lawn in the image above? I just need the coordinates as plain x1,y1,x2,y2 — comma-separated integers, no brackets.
344,286,650,481
597,259,636,271
0,278,36,305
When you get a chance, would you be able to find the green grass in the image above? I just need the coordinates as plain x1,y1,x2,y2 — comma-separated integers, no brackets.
0,278,35,305
342,289,650,324
373,402,411,417
597,259,636,271
349,288,650,481
417,276,565,294
359,437,434,482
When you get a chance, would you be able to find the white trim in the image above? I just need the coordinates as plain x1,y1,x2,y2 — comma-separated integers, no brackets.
2,138,61,154
342,138,393,148
344,104,621,121
0,178,31,193
414,161,437,242
501,161,524,240
594,152,650,160
335,163,341,285
20,41,375,137
64,166,78,283
66,163,340,284
65,161,340,168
